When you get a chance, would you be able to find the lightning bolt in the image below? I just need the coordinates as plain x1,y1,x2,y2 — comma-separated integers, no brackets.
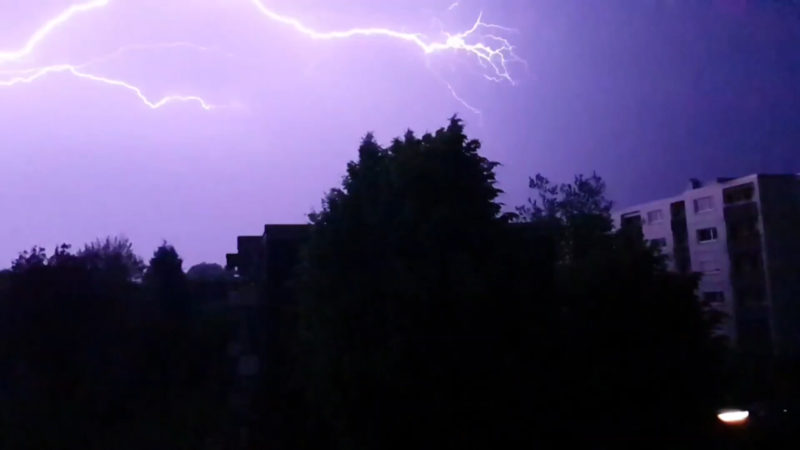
445,81,481,117
249,0,522,85
0,0,523,114
0,64,213,110
0,1,213,110
0,0,110,65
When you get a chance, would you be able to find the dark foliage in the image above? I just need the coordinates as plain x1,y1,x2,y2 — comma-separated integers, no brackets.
517,173,727,444
187,262,230,282
0,239,232,449
78,236,145,283
145,242,190,319
276,118,726,449
0,118,784,448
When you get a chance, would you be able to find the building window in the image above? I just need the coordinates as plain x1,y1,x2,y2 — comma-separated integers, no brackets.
651,238,667,248
647,209,664,223
620,212,642,229
703,292,725,304
723,183,755,205
694,196,714,213
697,227,718,243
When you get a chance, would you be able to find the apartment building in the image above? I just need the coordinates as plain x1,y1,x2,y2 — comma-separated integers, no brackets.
614,174,800,356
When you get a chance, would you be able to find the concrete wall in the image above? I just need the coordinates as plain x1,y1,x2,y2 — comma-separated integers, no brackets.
758,176,800,356
683,180,738,339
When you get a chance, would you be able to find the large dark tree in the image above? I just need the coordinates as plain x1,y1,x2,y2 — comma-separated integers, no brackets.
144,242,189,318
291,117,519,449
287,119,725,449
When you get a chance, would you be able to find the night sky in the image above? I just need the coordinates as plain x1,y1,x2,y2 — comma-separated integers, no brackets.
1,0,798,265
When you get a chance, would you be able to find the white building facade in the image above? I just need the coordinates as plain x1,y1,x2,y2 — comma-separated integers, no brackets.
614,174,800,356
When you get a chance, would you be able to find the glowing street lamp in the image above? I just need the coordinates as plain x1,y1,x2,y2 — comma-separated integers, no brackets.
717,409,749,425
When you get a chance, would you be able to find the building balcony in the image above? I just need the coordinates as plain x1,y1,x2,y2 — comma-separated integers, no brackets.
727,234,763,254
723,201,759,222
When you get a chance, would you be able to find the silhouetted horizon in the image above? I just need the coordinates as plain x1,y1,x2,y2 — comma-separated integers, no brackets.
1,0,799,266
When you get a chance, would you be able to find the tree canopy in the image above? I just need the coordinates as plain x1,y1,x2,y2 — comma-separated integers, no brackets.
0,238,232,449
0,118,747,449
285,118,725,449
78,236,145,282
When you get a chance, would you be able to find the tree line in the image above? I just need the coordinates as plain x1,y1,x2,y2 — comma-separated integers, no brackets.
0,238,233,449
253,118,732,449
0,117,782,448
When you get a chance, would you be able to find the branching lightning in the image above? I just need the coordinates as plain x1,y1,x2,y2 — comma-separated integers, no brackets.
248,0,524,116
0,0,110,65
0,1,213,110
0,64,213,110
445,82,481,117
250,0,522,85
0,0,524,115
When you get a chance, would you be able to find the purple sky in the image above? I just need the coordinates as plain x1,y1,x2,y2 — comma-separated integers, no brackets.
1,0,798,266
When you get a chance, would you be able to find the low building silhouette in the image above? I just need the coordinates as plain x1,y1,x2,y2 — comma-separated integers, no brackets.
224,224,311,444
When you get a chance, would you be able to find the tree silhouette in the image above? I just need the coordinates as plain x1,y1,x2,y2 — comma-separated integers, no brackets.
291,117,518,449
0,243,139,448
517,173,726,445
144,242,189,319
10,245,48,272
78,236,145,283
0,240,232,449
285,120,725,449
186,262,229,282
